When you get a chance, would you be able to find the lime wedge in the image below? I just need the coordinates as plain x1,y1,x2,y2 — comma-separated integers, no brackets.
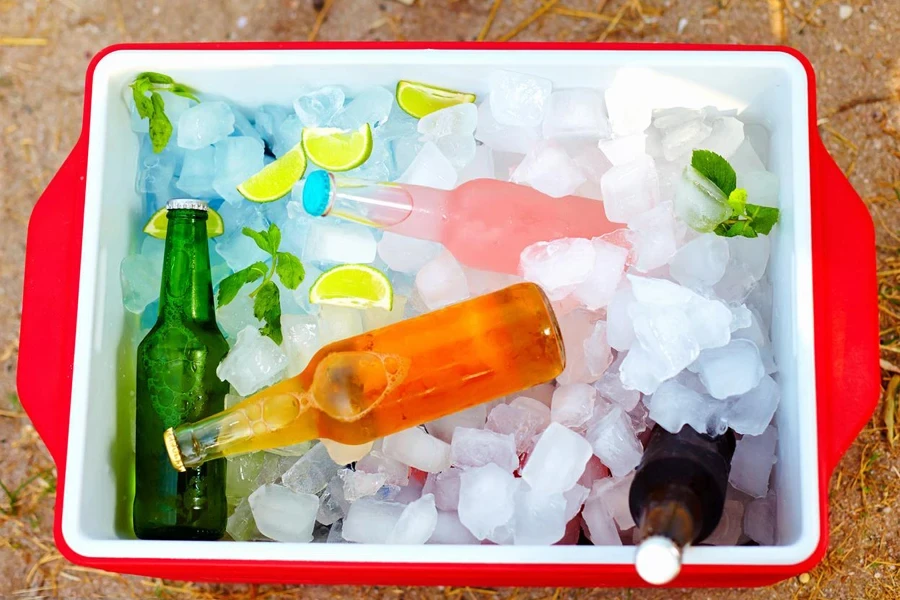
309,264,393,310
143,206,225,239
301,124,373,172
396,80,476,119
238,141,307,203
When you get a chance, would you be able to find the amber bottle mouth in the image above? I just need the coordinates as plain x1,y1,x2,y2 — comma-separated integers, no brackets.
530,283,566,372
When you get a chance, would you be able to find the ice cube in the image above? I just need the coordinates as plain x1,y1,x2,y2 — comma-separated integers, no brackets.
557,309,600,385
701,117,745,159
418,103,478,139
590,473,636,530
248,484,318,542
450,427,519,473
397,141,458,190
426,404,487,444
337,468,387,502
135,139,179,205
600,155,660,224
519,238,596,301
598,134,648,166
513,487,567,545
356,450,410,487
383,493,438,544
743,491,776,545
581,491,622,545
303,221,377,265
331,87,394,130
415,251,469,310
457,463,519,540
485,403,547,453
475,99,541,154
669,234,730,290
694,339,765,400
606,286,636,351
646,375,726,436
563,483,590,521
724,374,780,436
464,268,522,297
212,137,265,204
326,519,345,543
342,498,406,543
715,235,771,302
521,422,593,493
584,405,643,477
254,453,299,487
674,165,731,233
659,118,713,162
280,442,340,495
627,201,677,273
272,114,303,158
317,476,349,525
280,314,318,377
429,468,463,511
429,510,479,544
730,138,767,176
593,354,641,411
227,498,263,541
176,146,217,198
488,70,552,127
253,105,290,147
120,243,164,314
740,171,779,209
382,428,452,473
377,232,443,274
435,134,477,170
457,144,495,183
215,231,270,273
216,286,263,339
226,452,264,504
312,305,361,346
604,71,653,136
320,439,374,466
729,425,777,498
293,86,345,127
542,89,610,139
216,326,287,396
551,384,597,428
510,142,586,198
705,498,745,546
177,101,235,149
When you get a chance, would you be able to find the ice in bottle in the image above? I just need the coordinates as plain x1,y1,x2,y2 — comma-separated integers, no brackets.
134,199,229,540
165,282,565,471
300,171,617,274
629,424,737,585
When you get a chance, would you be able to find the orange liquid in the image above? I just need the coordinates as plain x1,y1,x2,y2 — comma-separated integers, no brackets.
170,283,565,468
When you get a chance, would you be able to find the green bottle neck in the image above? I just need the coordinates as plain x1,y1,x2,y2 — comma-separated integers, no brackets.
157,209,215,324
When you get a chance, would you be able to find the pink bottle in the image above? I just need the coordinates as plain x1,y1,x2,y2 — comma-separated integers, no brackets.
301,171,617,274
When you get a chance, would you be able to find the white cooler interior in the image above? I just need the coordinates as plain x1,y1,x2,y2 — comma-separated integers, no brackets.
63,49,817,567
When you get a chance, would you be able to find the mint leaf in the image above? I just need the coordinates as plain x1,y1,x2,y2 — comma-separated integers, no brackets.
268,223,281,254
131,85,154,119
217,261,267,307
275,252,305,290
727,188,748,215
132,76,153,96
169,83,200,103
254,281,283,344
138,71,175,85
692,149,737,196
242,227,272,254
721,220,756,238
745,204,780,235
148,92,173,153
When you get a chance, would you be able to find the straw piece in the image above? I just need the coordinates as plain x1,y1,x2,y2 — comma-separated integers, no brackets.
0,37,47,46
497,0,560,42
308,0,336,41
477,0,504,41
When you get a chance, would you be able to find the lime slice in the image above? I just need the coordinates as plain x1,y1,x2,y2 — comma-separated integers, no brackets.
301,124,373,172
143,206,225,239
309,264,393,310
396,80,477,119
238,141,307,203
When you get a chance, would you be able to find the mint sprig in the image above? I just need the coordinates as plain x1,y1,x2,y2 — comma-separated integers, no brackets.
216,223,305,345
690,149,780,238
130,71,200,153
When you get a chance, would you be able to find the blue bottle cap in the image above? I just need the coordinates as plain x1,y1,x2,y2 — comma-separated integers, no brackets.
302,171,335,217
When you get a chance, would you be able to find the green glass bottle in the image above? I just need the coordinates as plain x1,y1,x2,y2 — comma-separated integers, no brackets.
134,199,229,540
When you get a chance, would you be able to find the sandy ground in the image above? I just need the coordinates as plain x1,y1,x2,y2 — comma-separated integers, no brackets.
1,0,899,598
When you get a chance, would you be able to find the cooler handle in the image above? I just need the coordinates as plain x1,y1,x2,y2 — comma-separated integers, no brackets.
812,139,881,476
17,140,88,466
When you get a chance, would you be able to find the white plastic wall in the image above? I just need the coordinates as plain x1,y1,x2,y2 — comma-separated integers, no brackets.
63,48,817,568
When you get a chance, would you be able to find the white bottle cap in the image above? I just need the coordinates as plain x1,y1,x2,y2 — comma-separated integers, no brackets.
635,535,683,585
166,199,208,211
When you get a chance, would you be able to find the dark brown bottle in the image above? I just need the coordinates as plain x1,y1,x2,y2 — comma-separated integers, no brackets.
628,424,736,585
